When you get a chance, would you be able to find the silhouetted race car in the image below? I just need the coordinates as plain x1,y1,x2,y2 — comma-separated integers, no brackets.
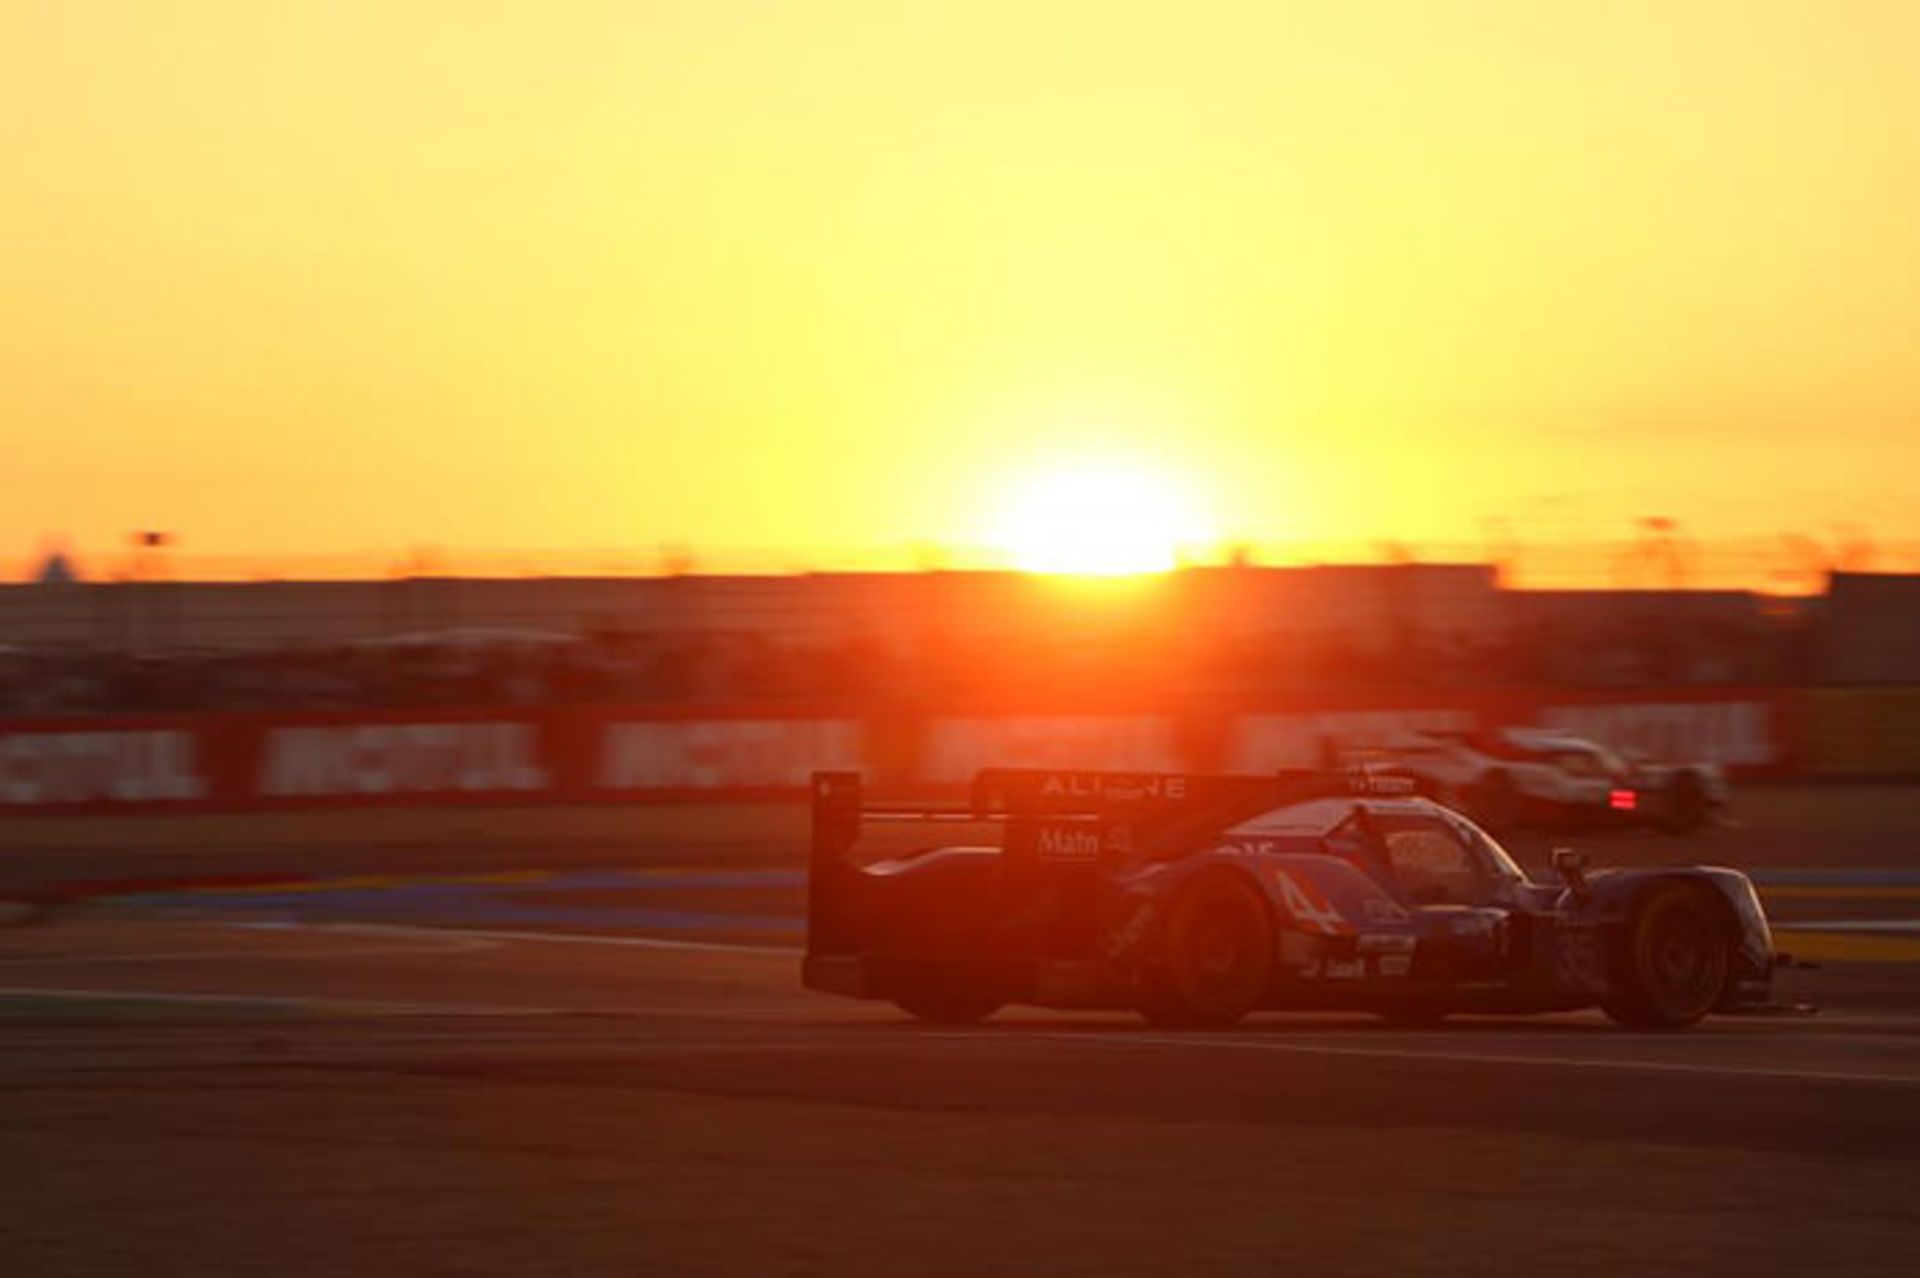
1341,728,1726,833
803,768,1803,1030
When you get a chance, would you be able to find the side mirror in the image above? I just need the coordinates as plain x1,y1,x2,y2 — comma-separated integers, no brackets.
1551,847,1591,900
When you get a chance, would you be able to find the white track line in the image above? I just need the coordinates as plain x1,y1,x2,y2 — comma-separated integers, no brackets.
0,986,561,1016
0,936,497,967
1006,1029,1920,1089
251,921,802,957
0,984,833,1023
0,921,798,1021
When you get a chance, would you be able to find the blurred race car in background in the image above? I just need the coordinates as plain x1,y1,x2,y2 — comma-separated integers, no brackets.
1340,727,1727,834
803,768,1799,1030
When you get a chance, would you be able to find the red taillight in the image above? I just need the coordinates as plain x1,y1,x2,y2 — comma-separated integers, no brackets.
1609,789,1638,811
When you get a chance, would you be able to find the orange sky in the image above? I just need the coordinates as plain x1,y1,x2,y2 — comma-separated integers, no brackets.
5,3,1916,585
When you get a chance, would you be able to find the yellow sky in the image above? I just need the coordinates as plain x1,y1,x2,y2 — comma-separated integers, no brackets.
5,2,1917,583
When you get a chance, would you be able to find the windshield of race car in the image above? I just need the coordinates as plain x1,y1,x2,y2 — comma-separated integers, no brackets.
1308,801,1526,904
1439,809,1527,883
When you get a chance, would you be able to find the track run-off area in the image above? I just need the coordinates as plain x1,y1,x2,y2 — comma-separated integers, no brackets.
4,788,1920,1277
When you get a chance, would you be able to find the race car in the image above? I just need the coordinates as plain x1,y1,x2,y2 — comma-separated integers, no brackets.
803,767,1801,1030
1342,727,1727,834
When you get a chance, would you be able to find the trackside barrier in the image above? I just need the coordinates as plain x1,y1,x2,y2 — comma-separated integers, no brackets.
1795,688,1920,778
0,690,1798,816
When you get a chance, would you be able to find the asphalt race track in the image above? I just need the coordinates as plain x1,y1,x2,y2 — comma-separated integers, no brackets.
4,790,1920,1277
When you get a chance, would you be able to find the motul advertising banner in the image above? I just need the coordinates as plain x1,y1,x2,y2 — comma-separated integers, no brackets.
593,718,865,792
916,715,1186,784
0,729,208,806
0,689,1795,815
0,707,868,814
258,722,553,798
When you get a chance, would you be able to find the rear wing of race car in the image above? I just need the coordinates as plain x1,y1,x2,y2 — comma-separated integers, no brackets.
808,767,1237,959
807,767,1414,955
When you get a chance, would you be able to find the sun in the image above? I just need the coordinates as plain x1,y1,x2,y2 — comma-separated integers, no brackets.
992,465,1208,575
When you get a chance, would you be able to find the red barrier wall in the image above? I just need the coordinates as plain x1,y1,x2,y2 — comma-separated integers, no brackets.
0,689,1794,816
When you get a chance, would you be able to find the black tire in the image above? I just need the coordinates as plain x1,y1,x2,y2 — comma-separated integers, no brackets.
1659,773,1709,835
1602,884,1731,1030
1470,770,1519,831
893,989,1003,1025
1139,870,1274,1029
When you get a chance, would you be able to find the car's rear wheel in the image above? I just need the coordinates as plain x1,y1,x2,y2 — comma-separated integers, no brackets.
1603,884,1730,1030
1140,870,1274,1029
893,989,1003,1025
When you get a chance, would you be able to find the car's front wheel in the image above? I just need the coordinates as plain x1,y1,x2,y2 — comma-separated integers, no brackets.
1140,870,1274,1029
1603,884,1730,1030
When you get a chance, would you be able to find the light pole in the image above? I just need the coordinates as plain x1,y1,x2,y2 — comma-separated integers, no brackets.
127,531,177,651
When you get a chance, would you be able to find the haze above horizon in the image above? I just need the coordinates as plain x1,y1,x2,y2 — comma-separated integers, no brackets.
7,3,1915,589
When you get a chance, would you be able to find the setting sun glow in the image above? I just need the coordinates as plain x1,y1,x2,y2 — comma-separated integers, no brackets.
993,467,1208,576
6,5,1920,587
